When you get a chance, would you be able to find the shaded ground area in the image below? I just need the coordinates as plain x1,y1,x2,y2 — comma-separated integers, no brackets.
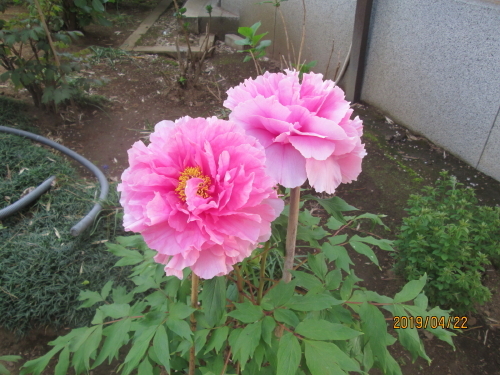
1,2,499,374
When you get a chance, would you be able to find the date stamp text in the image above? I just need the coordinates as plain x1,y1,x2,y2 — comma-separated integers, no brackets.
393,316,468,329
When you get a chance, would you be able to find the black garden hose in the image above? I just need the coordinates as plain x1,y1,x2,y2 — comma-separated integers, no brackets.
0,175,56,220
0,126,109,236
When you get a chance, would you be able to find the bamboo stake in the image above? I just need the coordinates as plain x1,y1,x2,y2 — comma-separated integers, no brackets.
188,273,199,375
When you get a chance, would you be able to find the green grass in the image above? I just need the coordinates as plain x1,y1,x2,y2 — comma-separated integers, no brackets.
0,96,132,335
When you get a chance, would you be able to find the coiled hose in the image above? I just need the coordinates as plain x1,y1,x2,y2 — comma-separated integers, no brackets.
0,126,109,236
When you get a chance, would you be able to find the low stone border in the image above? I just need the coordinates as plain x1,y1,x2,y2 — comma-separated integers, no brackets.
120,0,215,58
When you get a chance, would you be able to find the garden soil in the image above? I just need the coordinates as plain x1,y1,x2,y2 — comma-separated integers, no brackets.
1,2,500,374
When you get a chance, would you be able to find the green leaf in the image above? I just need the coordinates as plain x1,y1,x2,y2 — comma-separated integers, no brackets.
277,333,301,375
304,341,345,375
122,325,156,375
138,357,153,375
195,329,210,355
169,302,195,320
349,241,380,267
325,268,342,290
228,300,264,323
393,273,427,303
166,318,192,341
392,305,430,363
359,302,389,372
0,356,21,364
306,339,360,373
200,277,226,327
308,196,357,223
322,243,353,272
295,319,362,341
92,0,105,12
350,234,393,251
238,26,254,38
326,216,344,230
261,316,277,347
233,321,262,369
290,271,323,292
353,213,389,230
274,309,299,327
329,234,347,246
20,346,62,375
308,253,328,280
93,318,131,368
286,293,341,311
79,326,102,370
250,21,263,34
106,243,144,266
100,303,131,319
100,280,113,300
53,346,69,375
153,325,170,372
205,326,229,354
78,290,104,308
262,279,296,308
0,363,9,375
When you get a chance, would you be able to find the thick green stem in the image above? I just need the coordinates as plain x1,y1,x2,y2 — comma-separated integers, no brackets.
188,273,199,375
257,241,271,304
282,187,301,283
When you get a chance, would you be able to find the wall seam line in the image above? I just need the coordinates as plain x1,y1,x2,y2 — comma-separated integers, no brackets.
476,100,500,169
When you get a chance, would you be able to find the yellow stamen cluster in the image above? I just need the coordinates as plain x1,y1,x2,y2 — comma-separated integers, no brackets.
175,166,211,202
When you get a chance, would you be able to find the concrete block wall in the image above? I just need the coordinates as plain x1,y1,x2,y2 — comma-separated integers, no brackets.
221,0,500,182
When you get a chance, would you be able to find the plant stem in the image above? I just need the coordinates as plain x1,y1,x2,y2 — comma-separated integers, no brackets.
188,273,199,375
296,0,307,70
233,264,245,303
257,241,271,304
282,186,301,283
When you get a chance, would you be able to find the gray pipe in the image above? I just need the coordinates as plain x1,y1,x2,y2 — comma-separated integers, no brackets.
0,175,56,220
0,126,109,236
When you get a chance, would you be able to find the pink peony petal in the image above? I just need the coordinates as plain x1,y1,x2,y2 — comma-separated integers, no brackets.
265,143,307,188
190,248,231,279
288,135,337,160
306,156,343,194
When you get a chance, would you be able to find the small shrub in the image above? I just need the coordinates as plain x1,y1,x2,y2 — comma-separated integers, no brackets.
394,171,500,313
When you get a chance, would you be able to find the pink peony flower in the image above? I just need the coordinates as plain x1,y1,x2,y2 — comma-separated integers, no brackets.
224,70,366,194
117,116,283,280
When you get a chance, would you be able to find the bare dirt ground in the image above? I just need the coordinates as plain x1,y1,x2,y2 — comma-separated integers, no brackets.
1,2,499,374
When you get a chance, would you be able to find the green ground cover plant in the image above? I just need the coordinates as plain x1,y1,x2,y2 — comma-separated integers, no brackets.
394,171,500,314
0,96,132,335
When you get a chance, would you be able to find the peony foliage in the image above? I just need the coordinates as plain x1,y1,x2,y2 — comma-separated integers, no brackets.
21,72,456,375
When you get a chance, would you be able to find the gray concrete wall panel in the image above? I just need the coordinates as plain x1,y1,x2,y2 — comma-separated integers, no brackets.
477,105,500,181
362,0,500,170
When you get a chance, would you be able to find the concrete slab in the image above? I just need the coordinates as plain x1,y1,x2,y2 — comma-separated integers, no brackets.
132,34,215,59
120,0,172,51
225,34,246,51
184,0,239,37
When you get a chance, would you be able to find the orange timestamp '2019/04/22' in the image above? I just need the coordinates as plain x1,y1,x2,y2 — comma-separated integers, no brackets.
393,316,468,329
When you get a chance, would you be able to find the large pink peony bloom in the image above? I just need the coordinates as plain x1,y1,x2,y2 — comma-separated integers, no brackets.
224,70,366,194
118,116,284,279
